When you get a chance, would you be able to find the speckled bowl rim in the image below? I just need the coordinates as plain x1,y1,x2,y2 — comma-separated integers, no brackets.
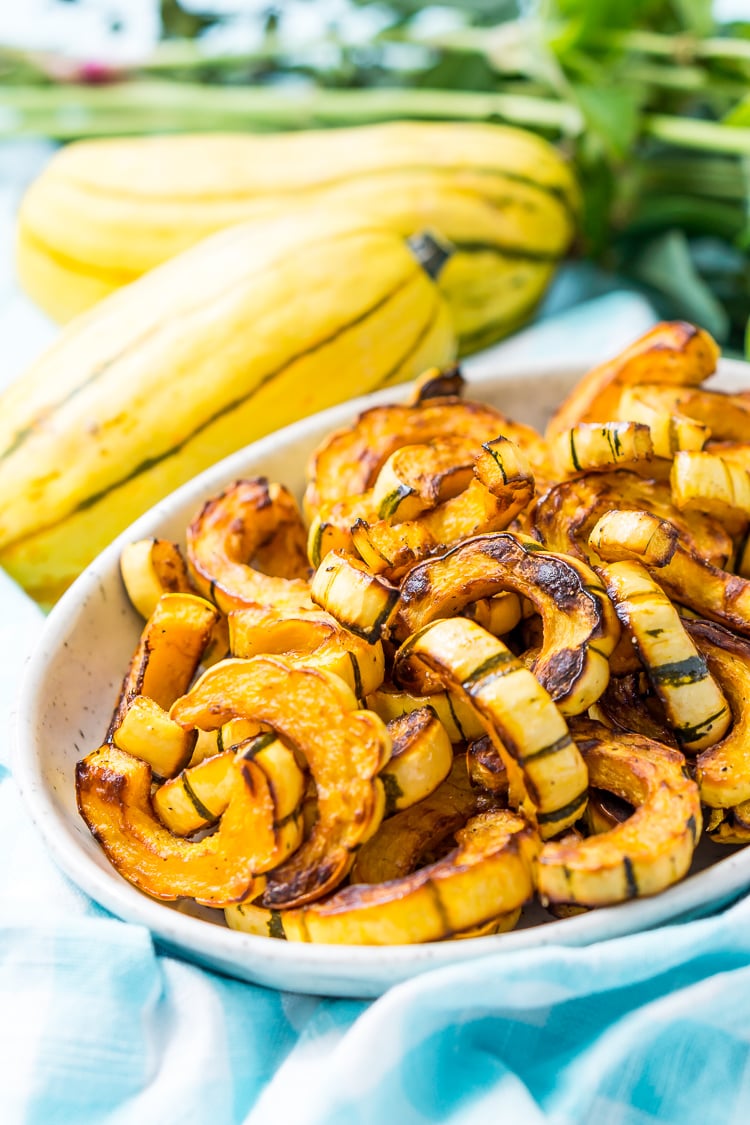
13,357,750,998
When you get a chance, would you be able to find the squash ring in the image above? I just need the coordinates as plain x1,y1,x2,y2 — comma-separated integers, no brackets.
170,656,390,907
393,616,589,838
226,808,539,945
537,719,701,907
187,478,312,614
395,531,620,715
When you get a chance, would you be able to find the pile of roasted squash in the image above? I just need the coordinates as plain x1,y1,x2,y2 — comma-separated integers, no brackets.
76,321,750,944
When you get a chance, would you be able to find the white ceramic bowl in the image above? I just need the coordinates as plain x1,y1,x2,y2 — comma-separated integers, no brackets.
14,358,750,999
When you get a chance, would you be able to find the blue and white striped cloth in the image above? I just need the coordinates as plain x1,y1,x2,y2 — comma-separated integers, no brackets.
6,292,750,1125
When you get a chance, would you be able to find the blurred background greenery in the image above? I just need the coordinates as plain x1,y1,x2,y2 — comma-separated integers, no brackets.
2,0,750,353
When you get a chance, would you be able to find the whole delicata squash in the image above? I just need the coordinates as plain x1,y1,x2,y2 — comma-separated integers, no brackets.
171,656,390,907
395,530,620,715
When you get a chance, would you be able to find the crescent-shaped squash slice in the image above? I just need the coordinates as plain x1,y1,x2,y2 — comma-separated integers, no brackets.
365,685,485,743
187,478,312,614
590,673,678,748
620,383,750,443
228,605,385,702
76,742,295,906
408,363,465,404
537,720,701,906
600,561,731,752
310,550,399,642
670,451,750,534
395,531,620,716
305,397,540,520
393,617,588,838
107,592,222,774
590,509,750,637
552,421,655,477
351,756,487,884
119,538,193,620
170,656,390,907
617,385,711,459
371,436,478,523
531,471,732,569
152,730,306,837
226,808,538,945
683,620,750,809
545,321,718,441
381,708,453,815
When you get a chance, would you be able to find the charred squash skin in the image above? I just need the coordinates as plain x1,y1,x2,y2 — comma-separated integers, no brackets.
170,656,390,907
684,620,750,809
187,478,312,614
393,616,588,838
76,743,291,906
107,592,221,746
226,808,539,945
537,720,701,907
546,321,719,441
590,509,750,637
395,531,620,716
531,471,733,570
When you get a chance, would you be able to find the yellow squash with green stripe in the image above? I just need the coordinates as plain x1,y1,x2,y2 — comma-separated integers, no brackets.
0,210,455,606
17,121,579,353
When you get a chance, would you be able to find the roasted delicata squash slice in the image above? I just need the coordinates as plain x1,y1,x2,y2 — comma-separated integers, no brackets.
670,451,750,532
537,720,701,907
305,396,543,520
623,383,750,443
109,591,221,732
394,617,589,838
351,756,489,884
546,321,719,440
228,604,385,701
352,438,534,578
371,435,478,523
380,708,453,815
153,731,306,837
187,478,312,614
591,509,750,637
532,470,733,568
366,685,485,743
120,538,193,620
226,808,538,945
112,695,196,779
310,550,399,643
462,590,523,637
707,802,750,844
170,656,390,907
552,421,655,477
617,385,710,459
683,620,750,809
601,561,731,752
76,742,297,906
395,531,620,715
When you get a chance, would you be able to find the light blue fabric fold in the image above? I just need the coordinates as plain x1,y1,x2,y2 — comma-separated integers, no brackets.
7,290,749,1125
